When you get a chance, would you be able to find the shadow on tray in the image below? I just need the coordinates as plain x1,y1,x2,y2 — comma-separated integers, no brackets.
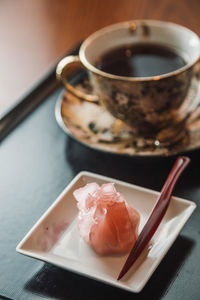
25,235,194,300
65,137,200,195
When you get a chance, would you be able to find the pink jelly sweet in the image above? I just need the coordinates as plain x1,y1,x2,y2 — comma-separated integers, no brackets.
73,182,140,255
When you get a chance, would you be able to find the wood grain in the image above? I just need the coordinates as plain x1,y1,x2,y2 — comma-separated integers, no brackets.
0,0,199,114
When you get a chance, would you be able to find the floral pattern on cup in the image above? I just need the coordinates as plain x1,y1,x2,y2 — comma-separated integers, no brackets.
91,67,193,137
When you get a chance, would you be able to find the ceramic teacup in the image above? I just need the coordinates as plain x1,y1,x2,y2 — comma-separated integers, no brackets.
56,20,200,145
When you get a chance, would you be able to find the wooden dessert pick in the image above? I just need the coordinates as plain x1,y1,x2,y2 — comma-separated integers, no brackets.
117,156,190,280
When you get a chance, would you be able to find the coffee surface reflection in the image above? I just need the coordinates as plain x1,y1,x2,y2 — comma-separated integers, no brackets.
95,43,186,77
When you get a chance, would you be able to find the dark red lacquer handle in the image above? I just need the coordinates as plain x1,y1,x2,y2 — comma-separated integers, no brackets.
117,156,190,280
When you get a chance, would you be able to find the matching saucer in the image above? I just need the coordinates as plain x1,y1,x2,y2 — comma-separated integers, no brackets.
55,78,200,157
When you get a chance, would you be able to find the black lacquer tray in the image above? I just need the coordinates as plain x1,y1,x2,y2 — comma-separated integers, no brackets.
1,44,200,300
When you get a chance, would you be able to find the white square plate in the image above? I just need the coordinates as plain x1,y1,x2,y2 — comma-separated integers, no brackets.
16,171,196,293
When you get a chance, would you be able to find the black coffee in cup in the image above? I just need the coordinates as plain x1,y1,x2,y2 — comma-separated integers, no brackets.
95,43,186,77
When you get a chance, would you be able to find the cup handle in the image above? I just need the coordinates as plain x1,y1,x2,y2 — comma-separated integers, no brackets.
56,55,99,103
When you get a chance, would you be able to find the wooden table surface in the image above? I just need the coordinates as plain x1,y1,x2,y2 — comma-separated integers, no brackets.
0,0,199,115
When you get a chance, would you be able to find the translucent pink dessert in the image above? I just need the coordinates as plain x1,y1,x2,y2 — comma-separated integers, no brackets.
73,182,140,255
